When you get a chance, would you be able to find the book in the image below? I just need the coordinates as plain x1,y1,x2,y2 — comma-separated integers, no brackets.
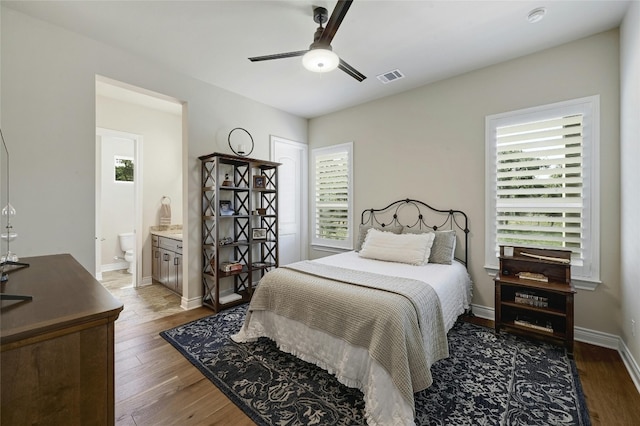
514,291,549,308
220,262,243,272
517,272,549,282
514,316,553,333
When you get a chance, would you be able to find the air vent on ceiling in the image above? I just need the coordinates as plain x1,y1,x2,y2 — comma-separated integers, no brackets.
376,69,405,84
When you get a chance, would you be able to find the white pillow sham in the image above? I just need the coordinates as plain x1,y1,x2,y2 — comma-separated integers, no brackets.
402,228,457,265
355,223,403,251
359,228,435,265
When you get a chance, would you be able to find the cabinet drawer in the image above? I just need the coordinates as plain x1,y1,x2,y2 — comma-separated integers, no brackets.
159,236,183,254
152,235,159,247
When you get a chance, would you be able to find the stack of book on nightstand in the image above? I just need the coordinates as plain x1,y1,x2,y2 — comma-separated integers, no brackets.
514,291,549,308
514,315,554,333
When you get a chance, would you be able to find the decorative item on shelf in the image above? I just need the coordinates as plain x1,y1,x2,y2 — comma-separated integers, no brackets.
503,246,514,257
516,272,549,282
252,228,267,239
219,236,233,246
256,208,267,215
221,261,243,272
520,251,571,264
228,127,254,157
253,262,268,268
219,200,234,216
222,173,232,187
253,175,266,189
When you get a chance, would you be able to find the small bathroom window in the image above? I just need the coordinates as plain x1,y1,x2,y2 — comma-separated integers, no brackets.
115,156,134,182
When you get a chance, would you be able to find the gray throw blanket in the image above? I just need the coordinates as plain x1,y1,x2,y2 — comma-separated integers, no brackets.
244,260,449,412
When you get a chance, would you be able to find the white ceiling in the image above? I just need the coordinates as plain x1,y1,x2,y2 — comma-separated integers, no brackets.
4,0,631,118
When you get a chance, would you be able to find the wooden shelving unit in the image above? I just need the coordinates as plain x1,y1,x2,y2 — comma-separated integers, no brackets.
199,152,279,312
494,246,576,356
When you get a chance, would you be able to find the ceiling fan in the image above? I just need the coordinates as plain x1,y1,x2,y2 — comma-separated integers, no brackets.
248,0,366,82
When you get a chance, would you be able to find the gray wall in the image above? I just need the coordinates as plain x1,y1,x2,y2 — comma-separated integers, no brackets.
308,29,622,337
0,7,307,305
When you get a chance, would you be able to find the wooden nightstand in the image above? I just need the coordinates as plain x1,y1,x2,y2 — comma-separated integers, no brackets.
494,246,575,357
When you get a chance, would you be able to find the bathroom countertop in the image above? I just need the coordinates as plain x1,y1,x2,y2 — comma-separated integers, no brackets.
150,225,182,241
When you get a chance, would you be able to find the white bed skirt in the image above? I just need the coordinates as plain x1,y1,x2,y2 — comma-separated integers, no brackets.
232,310,416,426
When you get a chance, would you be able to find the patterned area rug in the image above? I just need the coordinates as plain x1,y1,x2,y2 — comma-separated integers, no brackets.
160,304,590,425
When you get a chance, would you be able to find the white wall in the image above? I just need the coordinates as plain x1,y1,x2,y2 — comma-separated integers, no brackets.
99,135,134,268
308,30,622,337
620,1,640,375
97,95,183,280
0,8,307,306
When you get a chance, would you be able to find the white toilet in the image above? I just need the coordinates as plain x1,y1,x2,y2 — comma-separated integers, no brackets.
118,232,135,273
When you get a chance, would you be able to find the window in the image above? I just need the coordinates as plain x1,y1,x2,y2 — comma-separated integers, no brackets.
311,142,353,249
485,96,600,285
114,156,134,182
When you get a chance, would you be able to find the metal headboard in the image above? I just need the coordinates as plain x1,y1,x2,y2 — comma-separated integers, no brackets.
360,198,470,267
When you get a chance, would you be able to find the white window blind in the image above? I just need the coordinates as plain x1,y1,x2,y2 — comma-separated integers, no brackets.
486,96,600,284
496,115,584,261
311,143,353,249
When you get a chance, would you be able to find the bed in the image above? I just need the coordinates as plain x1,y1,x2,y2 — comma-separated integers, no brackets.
232,199,472,426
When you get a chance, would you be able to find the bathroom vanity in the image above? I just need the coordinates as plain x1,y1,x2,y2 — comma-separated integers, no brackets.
151,228,182,295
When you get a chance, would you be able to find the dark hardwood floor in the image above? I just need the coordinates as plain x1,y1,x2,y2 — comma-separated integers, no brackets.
114,308,640,425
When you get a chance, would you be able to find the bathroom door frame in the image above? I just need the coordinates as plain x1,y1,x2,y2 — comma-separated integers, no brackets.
95,127,143,287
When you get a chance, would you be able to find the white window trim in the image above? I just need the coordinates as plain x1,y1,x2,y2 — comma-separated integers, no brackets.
311,142,354,250
485,96,600,291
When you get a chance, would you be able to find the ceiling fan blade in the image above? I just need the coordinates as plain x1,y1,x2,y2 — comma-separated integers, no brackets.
249,50,308,62
338,58,366,82
318,0,353,45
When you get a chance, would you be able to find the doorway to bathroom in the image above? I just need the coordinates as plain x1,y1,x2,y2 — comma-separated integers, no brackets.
95,77,185,323
95,128,142,286
95,77,184,297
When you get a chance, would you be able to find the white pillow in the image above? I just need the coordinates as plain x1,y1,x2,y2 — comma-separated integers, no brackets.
354,223,403,251
359,228,435,265
402,228,457,264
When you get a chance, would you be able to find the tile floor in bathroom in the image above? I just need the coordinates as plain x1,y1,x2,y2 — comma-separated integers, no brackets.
100,270,184,327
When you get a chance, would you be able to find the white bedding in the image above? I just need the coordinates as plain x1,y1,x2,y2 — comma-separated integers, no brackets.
233,251,472,426
315,251,472,332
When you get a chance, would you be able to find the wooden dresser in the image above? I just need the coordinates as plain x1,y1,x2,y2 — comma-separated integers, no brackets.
1,254,123,425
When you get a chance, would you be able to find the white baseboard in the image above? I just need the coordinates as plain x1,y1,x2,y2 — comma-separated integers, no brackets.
471,303,640,394
470,303,495,320
181,296,203,310
619,338,640,393
574,326,619,349
101,261,128,272
139,276,153,287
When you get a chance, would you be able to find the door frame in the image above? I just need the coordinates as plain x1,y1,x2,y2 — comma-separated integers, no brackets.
95,127,143,286
270,135,308,261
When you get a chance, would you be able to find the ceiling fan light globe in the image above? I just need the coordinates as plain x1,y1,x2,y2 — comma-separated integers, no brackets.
302,49,339,73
